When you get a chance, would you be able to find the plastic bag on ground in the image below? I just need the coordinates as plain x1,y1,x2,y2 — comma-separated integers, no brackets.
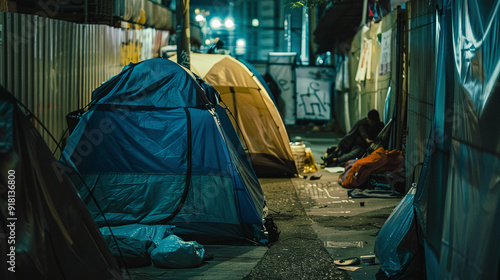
375,186,422,277
150,235,205,268
100,224,174,267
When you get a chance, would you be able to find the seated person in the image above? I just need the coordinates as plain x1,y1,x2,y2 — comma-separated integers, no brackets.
323,109,384,167
207,39,225,54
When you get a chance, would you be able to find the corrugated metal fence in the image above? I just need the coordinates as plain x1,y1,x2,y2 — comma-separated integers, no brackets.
114,0,173,30
0,12,168,155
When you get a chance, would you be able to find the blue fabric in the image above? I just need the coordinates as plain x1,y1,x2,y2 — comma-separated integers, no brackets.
189,108,233,177
413,1,500,278
91,58,210,108
215,105,264,224
375,187,416,276
150,235,205,268
215,105,251,171
64,107,188,174
99,224,175,268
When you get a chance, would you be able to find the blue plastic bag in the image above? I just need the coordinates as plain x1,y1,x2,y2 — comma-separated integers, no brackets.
151,235,205,268
100,224,174,267
374,186,417,277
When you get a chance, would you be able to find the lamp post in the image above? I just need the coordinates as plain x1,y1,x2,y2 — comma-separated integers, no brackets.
227,1,235,54
176,0,190,69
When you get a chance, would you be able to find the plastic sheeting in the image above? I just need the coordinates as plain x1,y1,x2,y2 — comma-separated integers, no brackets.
100,224,174,267
150,235,205,268
413,0,500,279
374,187,419,277
101,224,174,244
0,86,122,279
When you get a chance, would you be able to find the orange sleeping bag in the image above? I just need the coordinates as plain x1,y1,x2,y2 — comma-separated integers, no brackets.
341,147,404,189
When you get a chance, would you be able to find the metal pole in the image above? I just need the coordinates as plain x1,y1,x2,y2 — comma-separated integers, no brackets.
176,0,190,69
394,5,406,150
284,14,292,52
309,5,316,65
360,0,368,27
300,6,309,65
229,1,235,54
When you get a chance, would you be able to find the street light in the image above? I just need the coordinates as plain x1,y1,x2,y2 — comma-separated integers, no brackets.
195,14,204,22
224,18,235,30
235,38,246,55
210,17,222,29
236,39,246,47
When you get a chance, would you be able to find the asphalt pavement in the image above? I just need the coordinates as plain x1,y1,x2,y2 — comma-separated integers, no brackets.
128,125,401,280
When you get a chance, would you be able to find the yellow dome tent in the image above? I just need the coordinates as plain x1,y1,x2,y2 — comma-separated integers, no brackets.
170,53,297,177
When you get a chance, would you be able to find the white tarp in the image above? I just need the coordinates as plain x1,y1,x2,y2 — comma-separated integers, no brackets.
295,66,334,121
268,52,297,125
379,29,392,76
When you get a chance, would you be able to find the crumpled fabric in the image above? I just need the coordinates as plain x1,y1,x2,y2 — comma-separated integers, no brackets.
342,147,404,189
150,235,205,268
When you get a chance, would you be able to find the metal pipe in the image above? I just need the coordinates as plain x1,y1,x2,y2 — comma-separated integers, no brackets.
360,0,368,27
300,6,309,65
284,14,292,52
176,0,190,69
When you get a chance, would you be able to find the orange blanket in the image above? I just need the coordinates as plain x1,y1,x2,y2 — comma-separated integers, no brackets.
342,147,404,189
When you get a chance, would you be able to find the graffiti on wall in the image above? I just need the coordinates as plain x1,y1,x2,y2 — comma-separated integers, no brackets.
296,67,335,121
268,53,296,125
120,28,169,66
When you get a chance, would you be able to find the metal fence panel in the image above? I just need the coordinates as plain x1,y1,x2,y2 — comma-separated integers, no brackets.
406,1,439,188
0,12,169,156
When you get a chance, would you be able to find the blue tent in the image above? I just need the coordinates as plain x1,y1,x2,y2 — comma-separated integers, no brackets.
61,58,267,245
